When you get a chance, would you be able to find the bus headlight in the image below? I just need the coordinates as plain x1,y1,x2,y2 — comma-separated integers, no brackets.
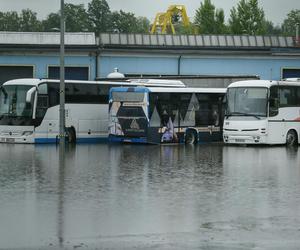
23,131,33,136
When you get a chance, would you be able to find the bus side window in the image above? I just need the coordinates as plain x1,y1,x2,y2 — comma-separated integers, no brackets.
269,86,278,117
36,84,49,118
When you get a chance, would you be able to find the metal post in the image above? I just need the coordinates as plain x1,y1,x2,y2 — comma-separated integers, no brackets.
296,23,299,45
59,0,65,145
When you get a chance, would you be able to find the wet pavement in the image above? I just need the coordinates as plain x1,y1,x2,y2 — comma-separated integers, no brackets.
0,143,300,249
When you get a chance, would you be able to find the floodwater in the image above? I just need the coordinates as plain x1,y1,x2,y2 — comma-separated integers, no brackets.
0,143,300,249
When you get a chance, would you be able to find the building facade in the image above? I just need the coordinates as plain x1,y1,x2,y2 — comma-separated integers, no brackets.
0,32,300,86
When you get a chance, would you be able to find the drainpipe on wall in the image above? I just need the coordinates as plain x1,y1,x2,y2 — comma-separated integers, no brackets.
177,55,182,75
95,35,101,80
296,23,299,46
95,50,99,80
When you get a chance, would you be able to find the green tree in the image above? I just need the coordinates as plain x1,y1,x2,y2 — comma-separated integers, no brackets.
111,10,139,33
88,0,111,33
194,0,216,34
0,11,20,31
42,13,60,31
282,9,300,35
20,9,41,32
215,9,227,34
136,17,150,33
194,0,227,34
265,20,282,35
229,0,266,35
64,4,91,32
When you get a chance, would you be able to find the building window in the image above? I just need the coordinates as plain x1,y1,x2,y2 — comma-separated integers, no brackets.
0,66,34,85
282,68,300,79
48,66,89,80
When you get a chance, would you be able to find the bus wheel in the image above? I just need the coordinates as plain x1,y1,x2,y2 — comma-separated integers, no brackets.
185,130,197,144
66,127,76,143
286,130,298,146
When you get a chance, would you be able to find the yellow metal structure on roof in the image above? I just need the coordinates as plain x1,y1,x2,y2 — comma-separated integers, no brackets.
150,5,190,34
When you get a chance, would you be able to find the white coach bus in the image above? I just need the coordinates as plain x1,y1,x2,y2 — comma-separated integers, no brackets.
223,80,300,146
0,78,184,143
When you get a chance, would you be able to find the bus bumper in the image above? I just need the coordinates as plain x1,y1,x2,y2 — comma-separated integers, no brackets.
0,134,35,143
223,134,267,144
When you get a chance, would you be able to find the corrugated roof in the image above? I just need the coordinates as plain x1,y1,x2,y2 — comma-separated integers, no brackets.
0,32,296,49
99,33,295,48
0,32,96,45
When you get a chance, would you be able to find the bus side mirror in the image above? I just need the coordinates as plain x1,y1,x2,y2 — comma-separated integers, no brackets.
26,87,36,103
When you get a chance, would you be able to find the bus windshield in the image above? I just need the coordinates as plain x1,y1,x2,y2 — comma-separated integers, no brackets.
226,87,268,118
0,85,35,118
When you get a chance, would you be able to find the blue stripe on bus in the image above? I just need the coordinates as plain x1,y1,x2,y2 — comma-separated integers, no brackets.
35,138,58,143
35,137,108,144
109,136,148,144
76,137,108,143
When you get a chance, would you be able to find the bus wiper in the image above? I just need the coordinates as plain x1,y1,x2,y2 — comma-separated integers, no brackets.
228,112,261,120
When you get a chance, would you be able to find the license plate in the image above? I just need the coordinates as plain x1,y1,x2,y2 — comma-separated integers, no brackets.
235,139,245,143
6,138,15,143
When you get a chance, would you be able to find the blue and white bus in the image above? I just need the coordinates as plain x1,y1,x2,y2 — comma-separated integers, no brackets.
0,78,185,143
109,87,226,144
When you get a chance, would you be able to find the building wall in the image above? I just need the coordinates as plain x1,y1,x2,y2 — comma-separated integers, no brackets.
0,53,96,81
0,51,299,82
99,54,300,80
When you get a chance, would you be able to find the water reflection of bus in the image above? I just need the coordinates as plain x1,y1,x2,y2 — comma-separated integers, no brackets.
109,87,226,144
0,78,184,143
223,80,300,146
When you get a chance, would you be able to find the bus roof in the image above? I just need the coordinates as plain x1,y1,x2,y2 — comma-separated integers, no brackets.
228,80,300,88
2,78,186,87
110,86,226,94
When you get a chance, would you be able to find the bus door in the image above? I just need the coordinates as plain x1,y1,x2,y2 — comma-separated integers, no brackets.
195,94,223,142
268,86,286,143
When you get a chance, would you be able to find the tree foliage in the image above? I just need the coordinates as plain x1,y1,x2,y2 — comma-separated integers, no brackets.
0,11,20,31
282,9,300,35
64,4,91,32
136,17,150,33
194,0,227,34
88,0,111,33
229,0,266,35
0,0,296,35
20,9,41,32
42,13,60,32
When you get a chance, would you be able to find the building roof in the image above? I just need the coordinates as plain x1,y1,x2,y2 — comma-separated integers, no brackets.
99,33,296,49
0,32,96,45
0,32,298,54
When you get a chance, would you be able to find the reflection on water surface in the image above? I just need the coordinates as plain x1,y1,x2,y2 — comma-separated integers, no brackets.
0,144,300,249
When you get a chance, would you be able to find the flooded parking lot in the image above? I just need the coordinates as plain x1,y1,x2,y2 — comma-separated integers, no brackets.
0,143,300,249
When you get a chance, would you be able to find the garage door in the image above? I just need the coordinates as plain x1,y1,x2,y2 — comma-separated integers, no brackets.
48,66,89,80
0,66,34,85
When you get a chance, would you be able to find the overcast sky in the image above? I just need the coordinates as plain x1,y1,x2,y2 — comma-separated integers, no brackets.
0,0,299,26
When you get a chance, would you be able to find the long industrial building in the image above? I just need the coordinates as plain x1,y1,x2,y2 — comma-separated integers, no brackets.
0,31,299,86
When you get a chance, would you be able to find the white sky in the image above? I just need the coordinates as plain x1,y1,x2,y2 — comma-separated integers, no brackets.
0,0,299,26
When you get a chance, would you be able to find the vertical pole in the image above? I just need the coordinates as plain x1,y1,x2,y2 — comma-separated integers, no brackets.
296,23,299,46
58,0,65,245
59,0,65,145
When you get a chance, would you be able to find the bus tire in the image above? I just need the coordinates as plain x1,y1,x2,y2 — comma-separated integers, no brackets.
66,127,76,143
185,130,197,144
286,130,298,146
